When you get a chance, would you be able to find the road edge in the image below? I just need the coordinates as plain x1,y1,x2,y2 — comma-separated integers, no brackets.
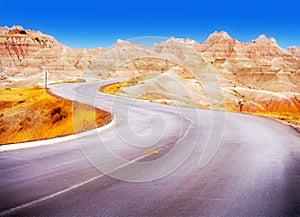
0,115,116,153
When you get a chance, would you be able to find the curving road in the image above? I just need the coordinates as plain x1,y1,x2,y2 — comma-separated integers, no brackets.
0,81,299,216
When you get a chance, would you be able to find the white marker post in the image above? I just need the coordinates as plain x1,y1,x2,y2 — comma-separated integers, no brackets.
44,70,48,88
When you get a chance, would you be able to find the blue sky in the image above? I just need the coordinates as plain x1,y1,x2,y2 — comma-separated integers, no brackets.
1,0,299,48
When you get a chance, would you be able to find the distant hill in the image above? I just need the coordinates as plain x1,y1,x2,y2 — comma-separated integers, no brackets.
0,25,103,87
1,26,299,125
87,31,300,124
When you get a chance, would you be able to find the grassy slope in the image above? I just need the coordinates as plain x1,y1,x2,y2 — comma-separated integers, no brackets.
0,87,112,145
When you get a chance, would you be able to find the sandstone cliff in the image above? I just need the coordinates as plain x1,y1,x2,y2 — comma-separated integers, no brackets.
288,46,300,59
0,25,103,87
190,32,300,92
1,26,299,123
87,31,300,120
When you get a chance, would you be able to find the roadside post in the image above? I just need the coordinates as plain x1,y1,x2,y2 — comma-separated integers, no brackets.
44,70,48,88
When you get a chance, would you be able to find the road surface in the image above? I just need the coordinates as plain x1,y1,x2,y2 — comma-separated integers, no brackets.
0,81,299,216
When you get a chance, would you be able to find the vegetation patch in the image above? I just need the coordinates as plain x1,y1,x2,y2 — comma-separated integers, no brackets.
100,82,127,95
0,87,112,145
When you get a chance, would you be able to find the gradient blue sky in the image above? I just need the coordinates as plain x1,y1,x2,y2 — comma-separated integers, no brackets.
1,0,299,48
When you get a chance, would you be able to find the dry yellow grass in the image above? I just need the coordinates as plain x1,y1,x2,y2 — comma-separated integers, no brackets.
251,112,300,125
100,82,126,95
0,87,112,145
181,75,195,79
100,77,143,95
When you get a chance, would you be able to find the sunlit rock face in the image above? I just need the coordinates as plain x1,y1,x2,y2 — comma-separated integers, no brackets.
288,46,300,59
86,31,300,114
1,26,299,115
0,25,103,86
191,32,300,91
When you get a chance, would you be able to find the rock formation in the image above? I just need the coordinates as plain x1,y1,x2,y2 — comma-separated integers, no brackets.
1,26,299,121
86,31,300,117
0,25,103,87
288,46,300,59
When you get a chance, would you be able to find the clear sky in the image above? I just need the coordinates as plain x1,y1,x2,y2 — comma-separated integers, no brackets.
1,0,299,48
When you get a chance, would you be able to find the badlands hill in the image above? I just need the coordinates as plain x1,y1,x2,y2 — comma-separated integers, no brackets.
0,26,299,125
88,32,300,125
0,25,103,87
288,46,300,59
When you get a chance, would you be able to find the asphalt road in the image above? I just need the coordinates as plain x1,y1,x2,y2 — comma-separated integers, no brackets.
0,81,299,216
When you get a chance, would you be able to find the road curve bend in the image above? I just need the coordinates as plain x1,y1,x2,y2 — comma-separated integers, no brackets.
0,81,299,216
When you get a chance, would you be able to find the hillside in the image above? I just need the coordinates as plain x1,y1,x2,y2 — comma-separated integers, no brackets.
1,26,299,127
94,32,300,126
0,87,112,145
0,25,103,88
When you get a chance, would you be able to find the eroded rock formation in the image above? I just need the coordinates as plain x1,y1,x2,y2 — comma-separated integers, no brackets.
0,25,103,87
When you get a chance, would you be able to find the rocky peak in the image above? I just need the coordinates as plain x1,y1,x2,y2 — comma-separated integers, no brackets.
8,25,25,33
206,31,233,41
11,25,24,31
251,34,278,46
0,25,104,83
116,39,125,44
0,26,9,34
0,25,24,35
166,37,198,45
198,31,238,58
0,25,60,47
114,39,137,47
113,39,149,50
